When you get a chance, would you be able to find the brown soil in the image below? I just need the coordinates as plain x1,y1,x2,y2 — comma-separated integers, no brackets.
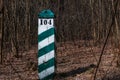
0,41,120,80
54,41,120,80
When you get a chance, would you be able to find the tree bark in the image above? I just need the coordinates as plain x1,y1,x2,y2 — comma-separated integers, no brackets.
25,0,30,50
0,0,3,64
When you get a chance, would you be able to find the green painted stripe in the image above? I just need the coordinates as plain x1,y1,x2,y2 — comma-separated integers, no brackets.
38,42,54,57
41,73,54,80
38,58,55,73
38,28,54,42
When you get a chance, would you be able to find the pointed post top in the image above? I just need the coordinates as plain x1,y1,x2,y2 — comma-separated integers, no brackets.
38,9,55,18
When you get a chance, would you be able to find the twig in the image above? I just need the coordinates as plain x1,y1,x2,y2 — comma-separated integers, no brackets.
93,8,116,80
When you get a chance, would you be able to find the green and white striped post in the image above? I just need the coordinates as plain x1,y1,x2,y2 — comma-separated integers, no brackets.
38,10,55,80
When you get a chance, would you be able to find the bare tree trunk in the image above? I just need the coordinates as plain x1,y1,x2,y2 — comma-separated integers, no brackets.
25,0,30,50
111,0,120,67
0,0,3,12
98,0,102,43
11,0,19,57
0,0,3,64
90,0,96,45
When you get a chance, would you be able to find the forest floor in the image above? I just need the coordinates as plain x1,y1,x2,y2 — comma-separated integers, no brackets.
55,41,120,80
0,46,38,80
0,41,120,80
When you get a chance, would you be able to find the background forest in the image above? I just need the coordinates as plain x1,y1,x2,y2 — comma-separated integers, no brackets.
0,0,120,80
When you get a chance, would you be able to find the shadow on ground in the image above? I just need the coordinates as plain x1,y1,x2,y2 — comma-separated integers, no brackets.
102,74,120,80
56,64,96,78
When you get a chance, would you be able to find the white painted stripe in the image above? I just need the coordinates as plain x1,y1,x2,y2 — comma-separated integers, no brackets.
38,19,54,35
38,66,55,79
38,50,54,65
38,25,52,35
38,35,54,50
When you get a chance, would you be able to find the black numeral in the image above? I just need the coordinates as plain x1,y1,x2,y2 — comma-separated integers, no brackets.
44,20,47,25
40,19,43,25
40,19,52,25
49,20,52,25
